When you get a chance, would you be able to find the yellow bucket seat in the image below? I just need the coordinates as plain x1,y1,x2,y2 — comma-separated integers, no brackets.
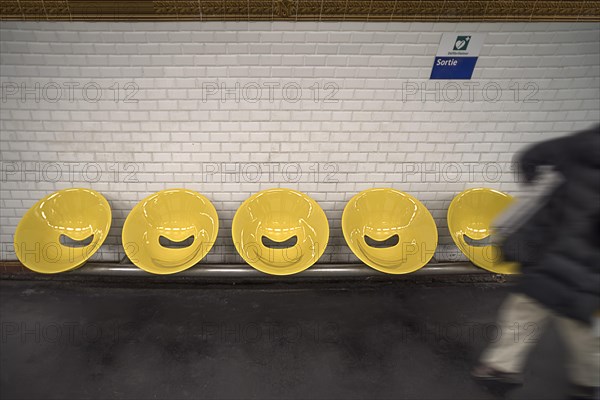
122,189,219,274
342,188,438,274
14,188,112,273
232,188,329,275
447,188,518,274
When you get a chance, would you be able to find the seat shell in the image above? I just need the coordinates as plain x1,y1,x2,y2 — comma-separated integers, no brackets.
447,188,518,274
14,188,112,274
232,188,329,275
122,189,219,275
342,188,438,274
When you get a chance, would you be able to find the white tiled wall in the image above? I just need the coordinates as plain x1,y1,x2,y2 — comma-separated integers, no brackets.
1,21,599,265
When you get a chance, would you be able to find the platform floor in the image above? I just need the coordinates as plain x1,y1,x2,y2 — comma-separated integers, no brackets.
1,280,568,400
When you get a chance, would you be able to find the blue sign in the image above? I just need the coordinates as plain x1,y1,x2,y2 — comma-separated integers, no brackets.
431,33,485,80
430,56,479,80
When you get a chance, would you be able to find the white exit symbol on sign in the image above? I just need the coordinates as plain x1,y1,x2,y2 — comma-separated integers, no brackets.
453,35,471,51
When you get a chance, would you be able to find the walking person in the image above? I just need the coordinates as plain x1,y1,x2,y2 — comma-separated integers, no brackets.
472,124,600,400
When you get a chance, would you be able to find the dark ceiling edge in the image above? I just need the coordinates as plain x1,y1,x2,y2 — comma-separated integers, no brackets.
1,0,599,22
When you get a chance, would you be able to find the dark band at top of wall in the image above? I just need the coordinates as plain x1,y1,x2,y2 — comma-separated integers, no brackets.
1,0,599,21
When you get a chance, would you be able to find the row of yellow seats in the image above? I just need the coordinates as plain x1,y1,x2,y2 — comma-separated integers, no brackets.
14,187,517,276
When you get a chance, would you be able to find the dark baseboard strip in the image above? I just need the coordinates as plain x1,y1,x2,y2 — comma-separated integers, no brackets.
0,261,513,286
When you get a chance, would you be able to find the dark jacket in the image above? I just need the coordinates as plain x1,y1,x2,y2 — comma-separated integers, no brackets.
502,125,600,323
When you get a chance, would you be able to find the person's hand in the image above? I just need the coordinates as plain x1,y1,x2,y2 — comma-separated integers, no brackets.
520,161,537,183
518,153,538,183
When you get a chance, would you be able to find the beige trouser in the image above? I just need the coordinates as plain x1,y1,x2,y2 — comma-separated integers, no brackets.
481,293,600,387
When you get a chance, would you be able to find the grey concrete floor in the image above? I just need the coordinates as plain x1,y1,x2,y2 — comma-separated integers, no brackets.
0,280,568,400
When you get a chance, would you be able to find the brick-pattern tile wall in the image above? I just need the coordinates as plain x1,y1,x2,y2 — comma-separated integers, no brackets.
1,21,599,264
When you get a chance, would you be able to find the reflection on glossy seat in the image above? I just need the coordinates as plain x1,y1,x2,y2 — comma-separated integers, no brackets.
122,189,219,275
232,188,329,275
447,188,518,274
342,188,438,274
14,188,112,274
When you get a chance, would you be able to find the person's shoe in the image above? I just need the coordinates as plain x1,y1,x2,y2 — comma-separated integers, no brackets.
568,383,599,400
471,363,523,385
